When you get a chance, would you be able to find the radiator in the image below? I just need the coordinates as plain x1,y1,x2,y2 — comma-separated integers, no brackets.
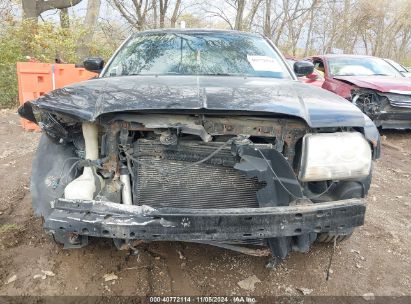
132,139,265,209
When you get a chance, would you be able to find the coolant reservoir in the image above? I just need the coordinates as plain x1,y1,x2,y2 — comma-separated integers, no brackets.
64,123,103,200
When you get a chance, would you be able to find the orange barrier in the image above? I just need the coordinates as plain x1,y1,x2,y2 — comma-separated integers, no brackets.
17,62,97,131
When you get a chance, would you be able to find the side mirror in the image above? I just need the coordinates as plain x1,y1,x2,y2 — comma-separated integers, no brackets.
294,60,314,77
83,57,104,73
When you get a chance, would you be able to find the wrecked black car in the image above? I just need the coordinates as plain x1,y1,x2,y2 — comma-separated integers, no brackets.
19,29,380,265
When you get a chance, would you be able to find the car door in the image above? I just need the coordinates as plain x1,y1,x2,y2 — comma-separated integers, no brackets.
315,57,353,99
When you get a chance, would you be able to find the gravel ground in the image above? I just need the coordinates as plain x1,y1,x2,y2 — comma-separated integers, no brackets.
0,109,410,299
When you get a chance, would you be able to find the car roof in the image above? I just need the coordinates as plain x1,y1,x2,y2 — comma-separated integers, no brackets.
312,54,379,60
132,28,262,38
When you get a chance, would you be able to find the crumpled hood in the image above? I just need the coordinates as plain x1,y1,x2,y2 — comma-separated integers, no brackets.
334,76,411,93
23,75,366,128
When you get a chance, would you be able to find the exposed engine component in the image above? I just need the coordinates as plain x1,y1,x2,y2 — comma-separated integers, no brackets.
352,91,383,117
352,89,411,129
64,123,104,200
120,165,133,205
159,130,178,146
132,138,266,209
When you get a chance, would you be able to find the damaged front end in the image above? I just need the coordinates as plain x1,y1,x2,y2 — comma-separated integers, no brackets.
23,104,375,265
352,89,411,129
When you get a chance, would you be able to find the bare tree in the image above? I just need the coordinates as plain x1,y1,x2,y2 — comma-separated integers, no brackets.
205,0,262,31
303,0,318,56
77,0,101,58
111,0,184,29
234,0,245,30
112,0,152,30
159,0,183,28
263,0,271,36
159,0,168,27
244,0,263,31
21,0,83,20
60,7,70,28
157,0,193,28
84,0,101,31
0,0,16,24
106,0,411,62
170,0,181,27
153,0,158,27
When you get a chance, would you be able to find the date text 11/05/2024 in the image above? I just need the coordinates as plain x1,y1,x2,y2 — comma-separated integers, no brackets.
149,296,257,303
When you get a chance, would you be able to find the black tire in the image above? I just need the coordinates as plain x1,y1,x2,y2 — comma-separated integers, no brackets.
316,232,352,243
316,171,372,245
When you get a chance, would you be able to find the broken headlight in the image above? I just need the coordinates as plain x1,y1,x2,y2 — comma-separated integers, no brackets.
299,132,371,182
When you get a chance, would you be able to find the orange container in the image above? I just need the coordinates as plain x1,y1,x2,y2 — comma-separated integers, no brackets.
16,62,97,131
53,64,97,88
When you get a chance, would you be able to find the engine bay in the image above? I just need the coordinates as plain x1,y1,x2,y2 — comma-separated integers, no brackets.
61,115,308,209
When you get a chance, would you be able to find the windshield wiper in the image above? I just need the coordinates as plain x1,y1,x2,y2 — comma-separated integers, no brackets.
200,73,247,77
125,72,182,76
123,72,247,77
337,73,390,77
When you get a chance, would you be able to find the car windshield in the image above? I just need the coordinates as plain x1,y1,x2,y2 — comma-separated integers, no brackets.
103,32,292,79
385,59,408,73
328,57,403,77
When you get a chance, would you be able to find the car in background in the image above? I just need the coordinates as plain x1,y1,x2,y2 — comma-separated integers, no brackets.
286,58,324,87
307,54,411,129
384,58,411,78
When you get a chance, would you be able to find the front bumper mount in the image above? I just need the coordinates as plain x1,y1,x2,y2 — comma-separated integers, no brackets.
45,198,365,243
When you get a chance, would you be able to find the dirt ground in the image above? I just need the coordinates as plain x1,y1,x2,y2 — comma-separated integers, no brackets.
0,109,410,298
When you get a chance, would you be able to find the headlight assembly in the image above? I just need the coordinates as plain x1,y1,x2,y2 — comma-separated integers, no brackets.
299,132,372,182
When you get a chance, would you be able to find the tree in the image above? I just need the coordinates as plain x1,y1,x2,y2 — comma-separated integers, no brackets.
178,12,206,28
205,0,262,31
112,0,152,30
234,0,245,30
263,0,272,37
77,0,101,59
243,0,263,31
106,0,410,63
60,7,70,28
111,0,184,30
159,0,182,28
21,0,83,20
170,0,181,28
303,0,318,57
1,0,15,24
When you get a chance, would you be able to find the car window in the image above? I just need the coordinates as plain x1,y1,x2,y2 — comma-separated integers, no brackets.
103,32,292,79
313,69,324,79
328,57,403,77
385,59,408,73
312,59,325,77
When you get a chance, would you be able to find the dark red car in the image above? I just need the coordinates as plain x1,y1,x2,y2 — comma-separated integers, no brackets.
307,54,411,129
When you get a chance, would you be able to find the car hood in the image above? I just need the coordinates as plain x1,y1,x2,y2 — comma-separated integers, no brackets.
334,76,411,93
23,75,366,128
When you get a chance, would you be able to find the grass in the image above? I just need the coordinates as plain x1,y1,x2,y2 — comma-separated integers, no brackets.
0,223,21,234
